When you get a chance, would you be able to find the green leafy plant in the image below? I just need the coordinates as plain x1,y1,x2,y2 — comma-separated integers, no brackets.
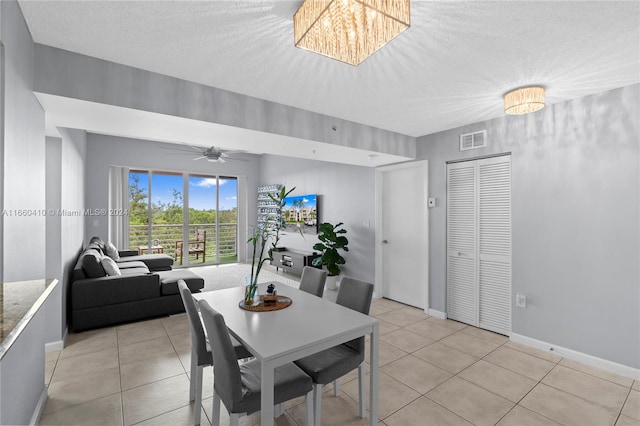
245,224,271,304
245,185,299,304
312,222,349,276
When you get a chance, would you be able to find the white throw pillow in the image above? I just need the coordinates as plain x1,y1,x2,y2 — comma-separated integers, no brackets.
102,256,122,276
105,242,120,260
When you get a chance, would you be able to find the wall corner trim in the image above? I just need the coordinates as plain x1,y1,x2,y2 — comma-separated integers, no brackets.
29,387,48,426
44,340,63,352
510,332,640,380
428,309,446,319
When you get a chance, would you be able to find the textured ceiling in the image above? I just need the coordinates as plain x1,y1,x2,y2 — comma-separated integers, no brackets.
19,1,640,139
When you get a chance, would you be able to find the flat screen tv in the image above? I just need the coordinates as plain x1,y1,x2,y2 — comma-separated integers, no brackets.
281,194,318,235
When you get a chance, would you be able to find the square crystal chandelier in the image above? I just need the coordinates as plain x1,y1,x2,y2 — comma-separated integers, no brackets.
294,0,411,66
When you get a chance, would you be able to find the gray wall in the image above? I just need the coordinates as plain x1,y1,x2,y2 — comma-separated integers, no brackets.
417,85,639,369
0,39,4,284
45,136,62,344
55,128,87,340
33,44,415,158
1,0,46,281
0,2,50,424
260,154,376,284
0,298,46,425
84,133,261,249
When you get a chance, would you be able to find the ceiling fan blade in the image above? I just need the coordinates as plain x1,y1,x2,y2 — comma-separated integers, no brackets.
163,152,202,156
220,152,229,158
218,157,226,163
185,144,206,153
193,156,206,160
157,146,196,152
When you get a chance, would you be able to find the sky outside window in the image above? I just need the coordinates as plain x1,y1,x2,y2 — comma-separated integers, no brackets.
130,172,237,211
189,176,238,211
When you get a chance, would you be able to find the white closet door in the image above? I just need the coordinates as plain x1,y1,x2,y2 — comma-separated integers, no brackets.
477,156,511,335
446,162,477,325
447,156,511,335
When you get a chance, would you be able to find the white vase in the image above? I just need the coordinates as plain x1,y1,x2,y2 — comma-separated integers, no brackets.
326,275,338,291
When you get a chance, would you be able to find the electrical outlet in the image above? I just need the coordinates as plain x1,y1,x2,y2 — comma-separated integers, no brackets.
515,292,526,308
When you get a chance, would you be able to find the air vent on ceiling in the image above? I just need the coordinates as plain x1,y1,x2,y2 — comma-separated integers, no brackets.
459,130,487,151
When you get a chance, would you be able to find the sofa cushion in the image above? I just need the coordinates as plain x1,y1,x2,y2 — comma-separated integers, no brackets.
105,242,120,260
117,260,148,270
72,266,86,281
73,254,87,280
72,274,161,309
101,257,121,276
115,254,173,271
89,236,106,252
87,237,106,256
81,249,106,278
157,270,204,295
120,267,152,276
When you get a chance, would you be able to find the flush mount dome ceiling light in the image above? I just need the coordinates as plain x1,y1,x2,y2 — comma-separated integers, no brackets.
293,0,411,66
504,86,546,115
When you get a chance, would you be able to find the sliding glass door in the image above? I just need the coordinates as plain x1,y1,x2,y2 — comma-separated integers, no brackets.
129,170,150,251
217,176,238,263
151,172,184,260
129,170,184,259
129,170,238,266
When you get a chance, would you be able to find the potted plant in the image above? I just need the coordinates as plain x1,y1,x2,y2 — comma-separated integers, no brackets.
312,222,349,290
245,185,298,305
245,224,271,305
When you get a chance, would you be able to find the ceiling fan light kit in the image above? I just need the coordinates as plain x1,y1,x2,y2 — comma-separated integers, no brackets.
293,0,411,66
194,147,230,163
504,86,546,115
159,144,245,163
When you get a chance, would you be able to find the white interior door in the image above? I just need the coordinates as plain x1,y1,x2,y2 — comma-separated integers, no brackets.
447,155,511,335
376,161,429,309
477,157,512,334
446,161,478,325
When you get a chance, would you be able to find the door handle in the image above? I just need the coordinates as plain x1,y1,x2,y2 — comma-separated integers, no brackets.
382,240,389,244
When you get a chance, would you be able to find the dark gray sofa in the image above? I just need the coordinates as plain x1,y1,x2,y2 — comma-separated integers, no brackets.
71,237,204,332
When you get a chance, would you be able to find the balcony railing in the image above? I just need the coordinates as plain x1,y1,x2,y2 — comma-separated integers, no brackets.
129,223,238,265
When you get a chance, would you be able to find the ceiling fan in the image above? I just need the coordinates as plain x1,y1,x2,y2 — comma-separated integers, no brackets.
160,144,246,163
194,146,232,163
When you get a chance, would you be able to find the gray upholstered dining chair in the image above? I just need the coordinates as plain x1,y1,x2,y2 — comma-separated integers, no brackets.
177,281,252,425
293,276,374,425
198,300,315,426
298,266,328,298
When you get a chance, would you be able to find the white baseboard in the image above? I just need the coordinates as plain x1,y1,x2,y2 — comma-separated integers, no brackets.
45,340,63,352
29,387,47,425
510,333,640,380
428,309,446,319
45,327,67,352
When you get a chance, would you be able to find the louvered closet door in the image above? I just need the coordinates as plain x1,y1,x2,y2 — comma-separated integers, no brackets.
446,156,511,335
446,162,477,325
477,156,511,335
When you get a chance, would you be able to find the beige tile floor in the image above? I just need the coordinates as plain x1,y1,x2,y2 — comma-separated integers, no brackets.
40,297,639,426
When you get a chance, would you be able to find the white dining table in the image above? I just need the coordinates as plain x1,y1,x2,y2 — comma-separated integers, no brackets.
193,282,380,426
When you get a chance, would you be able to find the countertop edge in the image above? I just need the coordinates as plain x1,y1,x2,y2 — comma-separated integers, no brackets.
0,279,59,360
